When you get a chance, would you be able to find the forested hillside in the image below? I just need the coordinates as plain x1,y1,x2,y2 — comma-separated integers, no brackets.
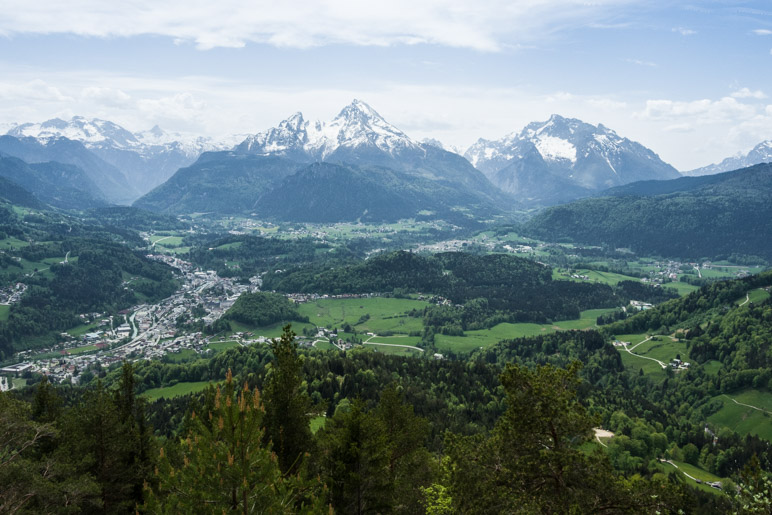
524,163,772,260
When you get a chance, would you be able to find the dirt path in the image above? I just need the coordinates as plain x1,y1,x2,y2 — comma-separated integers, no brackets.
723,395,772,414
363,334,424,352
623,337,667,369
739,293,750,307
661,460,698,482
593,428,614,447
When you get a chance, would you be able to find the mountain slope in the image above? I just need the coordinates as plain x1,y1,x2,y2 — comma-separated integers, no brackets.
234,100,511,216
0,176,44,209
136,100,511,219
523,163,772,260
0,155,107,209
465,115,679,205
685,140,772,176
0,135,135,203
254,161,499,223
7,117,232,195
133,152,301,214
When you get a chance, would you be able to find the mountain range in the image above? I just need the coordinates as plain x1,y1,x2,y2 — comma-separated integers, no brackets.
5,102,770,220
685,140,772,177
464,115,680,205
136,100,509,221
6,117,234,196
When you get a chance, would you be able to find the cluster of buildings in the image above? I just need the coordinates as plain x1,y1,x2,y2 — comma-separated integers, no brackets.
0,282,26,305
2,256,262,384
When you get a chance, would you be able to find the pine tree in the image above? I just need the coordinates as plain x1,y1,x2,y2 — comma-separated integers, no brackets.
262,324,313,474
144,369,326,514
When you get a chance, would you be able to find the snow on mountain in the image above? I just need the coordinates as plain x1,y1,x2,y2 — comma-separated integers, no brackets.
236,99,423,161
685,140,772,176
464,114,679,198
420,138,462,155
5,116,235,195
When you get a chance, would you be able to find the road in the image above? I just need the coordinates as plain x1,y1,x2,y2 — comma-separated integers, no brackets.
151,236,173,249
623,335,667,369
738,293,750,307
593,428,614,447
363,334,424,352
661,460,698,482
723,395,772,414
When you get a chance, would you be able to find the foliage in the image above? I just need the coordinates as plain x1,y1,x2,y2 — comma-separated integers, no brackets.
144,368,326,513
224,292,309,328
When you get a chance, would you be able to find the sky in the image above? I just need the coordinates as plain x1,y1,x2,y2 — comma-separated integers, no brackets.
0,0,771,170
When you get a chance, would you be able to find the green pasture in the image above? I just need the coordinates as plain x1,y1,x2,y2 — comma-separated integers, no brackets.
707,390,772,441
736,288,771,305
164,348,199,362
0,237,30,250
435,308,616,354
310,416,326,434
297,297,428,335
206,340,241,352
667,281,700,295
0,304,9,322
142,381,214,401
553,268,640,286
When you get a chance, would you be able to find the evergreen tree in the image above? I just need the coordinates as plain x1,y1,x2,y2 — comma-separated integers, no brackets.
262,324,313,474
144,369,326,514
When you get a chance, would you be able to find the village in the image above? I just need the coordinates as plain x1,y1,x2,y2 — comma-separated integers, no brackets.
1,255,258,384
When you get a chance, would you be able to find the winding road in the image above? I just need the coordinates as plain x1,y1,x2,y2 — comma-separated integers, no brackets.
623,335,667,369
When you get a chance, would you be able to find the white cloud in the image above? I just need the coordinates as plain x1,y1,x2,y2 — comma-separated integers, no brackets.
0,79,72,102
753,29,772,35
672,27,696,36
0,0,637,51
80,87,132,107
637,97,755,124
730,87,766,99
625,58,656,67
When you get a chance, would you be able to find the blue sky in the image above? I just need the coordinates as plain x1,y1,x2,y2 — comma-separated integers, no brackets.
0,0,771,170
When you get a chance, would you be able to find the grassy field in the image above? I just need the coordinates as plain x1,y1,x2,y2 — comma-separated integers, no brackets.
707,390,772,441
364,343,423,356
313,341,337,351
297,297,428,335
614,334,690,376
164,348,198,362
142,381,214,401
553,268,641,286
66,321,106,337
435,308,617,354
667,281,701,295
0,236,30,250
64,344,99,355
737,288,771,305
206,341,241,352
658,460,726,495
0,304,9,322
226,320,315,339
310,416,326,434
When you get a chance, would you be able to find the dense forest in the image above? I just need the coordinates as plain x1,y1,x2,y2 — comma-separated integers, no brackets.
523,163,772,260
265,250,677,327
8,323,772,512
223,291,309,327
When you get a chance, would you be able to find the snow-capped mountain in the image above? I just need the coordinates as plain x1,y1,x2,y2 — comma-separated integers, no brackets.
420,138,462,155
236,99,424,162
6,116,233,196
685,140,772,176
464,115,679,204
135,100,511,219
